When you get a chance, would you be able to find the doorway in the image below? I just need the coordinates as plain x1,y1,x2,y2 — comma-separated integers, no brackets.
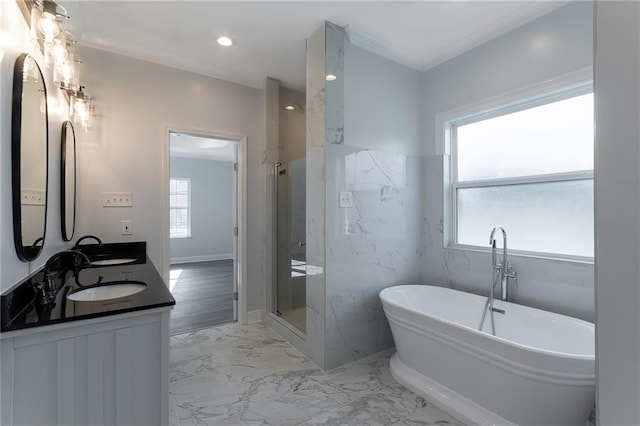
166,131,241,334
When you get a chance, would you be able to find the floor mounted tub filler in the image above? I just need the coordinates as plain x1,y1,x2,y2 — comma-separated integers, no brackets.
379,285,595,426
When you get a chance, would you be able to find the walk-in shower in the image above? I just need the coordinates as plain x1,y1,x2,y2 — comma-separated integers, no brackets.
272,160,306,334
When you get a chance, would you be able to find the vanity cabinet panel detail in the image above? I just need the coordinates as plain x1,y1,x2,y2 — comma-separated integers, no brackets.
0,309,170,426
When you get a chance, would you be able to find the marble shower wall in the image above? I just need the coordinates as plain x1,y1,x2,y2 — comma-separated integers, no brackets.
303,23,327,368
323,24,424,369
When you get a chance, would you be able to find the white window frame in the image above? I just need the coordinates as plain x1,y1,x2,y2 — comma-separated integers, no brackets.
437,67,594,262
169,177,191,239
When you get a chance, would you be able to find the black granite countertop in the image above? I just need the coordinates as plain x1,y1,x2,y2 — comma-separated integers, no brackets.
1,242,175,333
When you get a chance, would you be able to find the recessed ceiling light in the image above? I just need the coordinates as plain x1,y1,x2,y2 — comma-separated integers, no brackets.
217,36,234,47
285,105,295,110
326,74,337,81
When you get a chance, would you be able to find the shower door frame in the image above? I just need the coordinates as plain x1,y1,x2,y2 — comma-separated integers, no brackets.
268,161,307,339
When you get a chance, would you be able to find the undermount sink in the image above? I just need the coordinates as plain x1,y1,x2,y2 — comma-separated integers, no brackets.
90,258,137,266
67,281,146,302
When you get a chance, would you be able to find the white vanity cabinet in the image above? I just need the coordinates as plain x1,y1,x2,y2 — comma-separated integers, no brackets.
0,307,171,426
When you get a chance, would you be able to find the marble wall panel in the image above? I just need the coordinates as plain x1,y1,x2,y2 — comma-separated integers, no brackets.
302,24,327,368
323,24,424,369
324,145,422,369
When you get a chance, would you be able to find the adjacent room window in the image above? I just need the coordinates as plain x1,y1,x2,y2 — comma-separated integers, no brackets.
169,178,191,238
449,88,594,259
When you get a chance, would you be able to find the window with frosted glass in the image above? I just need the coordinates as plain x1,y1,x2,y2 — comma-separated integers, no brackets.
169,178,190,238
452,91,594,258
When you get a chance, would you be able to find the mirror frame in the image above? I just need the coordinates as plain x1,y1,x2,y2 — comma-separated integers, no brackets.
12,53,49,262
61,121,76,241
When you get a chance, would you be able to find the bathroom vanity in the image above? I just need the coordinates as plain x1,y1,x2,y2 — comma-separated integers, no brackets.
0,242,175,426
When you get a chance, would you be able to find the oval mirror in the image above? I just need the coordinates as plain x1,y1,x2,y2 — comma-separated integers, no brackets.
61,121,76,241
12,53,49,261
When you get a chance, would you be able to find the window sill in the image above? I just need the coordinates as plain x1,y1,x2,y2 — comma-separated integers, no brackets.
445,244,594,265
170,235,192,240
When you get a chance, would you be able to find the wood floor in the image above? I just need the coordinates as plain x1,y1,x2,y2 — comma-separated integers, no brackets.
169,260,234,335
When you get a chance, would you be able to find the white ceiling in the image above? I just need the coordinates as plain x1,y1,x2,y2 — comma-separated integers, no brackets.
170,133,237,162
59,1,567,91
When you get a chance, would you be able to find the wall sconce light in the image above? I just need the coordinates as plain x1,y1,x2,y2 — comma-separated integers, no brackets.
30,0,70,68
28,0,97,132
50,29,76,69
54,50,80,91
31,0,80,92
69,86,93,132
33,0,60,42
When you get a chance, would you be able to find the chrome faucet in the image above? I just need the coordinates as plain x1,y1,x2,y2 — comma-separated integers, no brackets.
489,226,517,301
38,250,92,305
479,227,517,335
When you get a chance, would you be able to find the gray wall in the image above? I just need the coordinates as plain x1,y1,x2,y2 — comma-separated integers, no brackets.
594,2,640,423
73,47,264,312
421,1,595,321
169,156,234,262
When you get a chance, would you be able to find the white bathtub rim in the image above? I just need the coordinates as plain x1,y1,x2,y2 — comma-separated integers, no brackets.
383,304,594,363
389,353,515,426
380,285,595,361
386,312,595,386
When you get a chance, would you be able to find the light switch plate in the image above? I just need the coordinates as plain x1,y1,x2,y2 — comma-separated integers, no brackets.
21,188,45,206
339,191,353,208
103,192,133,207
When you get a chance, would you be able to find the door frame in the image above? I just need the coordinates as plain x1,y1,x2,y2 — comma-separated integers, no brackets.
161,125,248,325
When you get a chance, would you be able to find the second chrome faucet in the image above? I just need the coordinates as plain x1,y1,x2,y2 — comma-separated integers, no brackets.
489,226,517,302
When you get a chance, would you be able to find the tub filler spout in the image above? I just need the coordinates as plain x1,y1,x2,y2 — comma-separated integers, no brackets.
489,225,517,302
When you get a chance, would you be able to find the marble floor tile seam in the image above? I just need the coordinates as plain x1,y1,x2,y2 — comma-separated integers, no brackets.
300,383,393,425
306,384,392,422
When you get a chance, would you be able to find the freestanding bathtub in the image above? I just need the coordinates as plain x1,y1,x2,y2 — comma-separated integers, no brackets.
379,285,595,426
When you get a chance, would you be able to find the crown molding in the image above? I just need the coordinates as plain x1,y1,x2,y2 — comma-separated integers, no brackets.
346,26,424,71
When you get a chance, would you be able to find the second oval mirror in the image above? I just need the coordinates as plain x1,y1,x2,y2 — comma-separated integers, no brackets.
61,121,76,241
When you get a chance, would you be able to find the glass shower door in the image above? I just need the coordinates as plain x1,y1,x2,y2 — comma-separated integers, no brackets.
274,159,306,334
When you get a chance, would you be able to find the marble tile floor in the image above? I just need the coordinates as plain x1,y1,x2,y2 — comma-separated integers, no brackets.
170,322,463,426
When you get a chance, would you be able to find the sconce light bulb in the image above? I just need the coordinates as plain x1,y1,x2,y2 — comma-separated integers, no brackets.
326,74,337,81
285,105,295,111
61,62,71,83
37,12,59,41
76,99,86,115
51,39,68,62
71,91,92,132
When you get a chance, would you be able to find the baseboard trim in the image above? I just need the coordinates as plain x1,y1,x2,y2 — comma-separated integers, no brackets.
247,310,262,324
170,254,233,264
